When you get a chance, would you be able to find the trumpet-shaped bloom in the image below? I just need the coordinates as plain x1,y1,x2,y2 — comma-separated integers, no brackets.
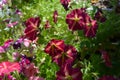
56,64,82,80
44,20,51,29
83,16,98,38
100,50,112,67
53,10,58,23
94,9,106,23
44,39,65,57
0,61,20,75
66,9,86,31
24,17,41,41
60,0,71,11
53,45,77,67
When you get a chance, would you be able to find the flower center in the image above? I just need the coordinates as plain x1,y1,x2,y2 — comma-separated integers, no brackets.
74,14,80,22
86,22,92,27
65,75,73,80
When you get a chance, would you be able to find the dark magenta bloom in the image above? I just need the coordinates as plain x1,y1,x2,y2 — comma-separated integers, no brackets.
94,9,106,23
66,9,86,31
44,20,51,29
98,75,117,80
100,50,112,67
83,16,98,38
53,45,77,67
0,39,13,53
53,10,58,24
56,64,82,80
24,17,41,41
60,0,71,11
44,39,65,57
22,63,39,78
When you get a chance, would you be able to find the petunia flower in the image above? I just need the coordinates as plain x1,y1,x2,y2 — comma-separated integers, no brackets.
0,73,16,80
66,8,87,31
7,21,18,28
94,9,106,23
44,39,65,57
53,45,77,67
0,46,5,53
53,10,58,24
98,75,117,80
44,20,51,29
56,64,82,80
0,39,13,53
23,63,39,78
24,17,41,41
83,15,98,38
60,0,71,11
100,50,112,68
29,76,44,80
15,9,22,16
0,61,20,75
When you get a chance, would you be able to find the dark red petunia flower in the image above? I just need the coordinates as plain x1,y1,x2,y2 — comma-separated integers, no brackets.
53,10,58,24
44,39,65,57
60,0,71,11
53,45,77,67
56,64,82,80
98,75,117,80
100,50,112,68
24,17,41,41
83,16,98,38
94,9,106,23
44,20,51,29
0,61,20,75
66,8,87,31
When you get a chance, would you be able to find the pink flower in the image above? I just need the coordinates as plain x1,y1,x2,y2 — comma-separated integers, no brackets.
53,10,58,23
7,21,18,28
3,39,14,48
66,8,86,31
15,9,22,16
24,17,41,41
53,45,77,67
0,46,5,53
44,39,65,57
29,76,44,80
98,75,117,80
83,16,98,38
0,61,20,75
44,20,51,29
100,50,112,67
60,0,71,11
56,64,82,80
12,52,20,61
0,39,13,53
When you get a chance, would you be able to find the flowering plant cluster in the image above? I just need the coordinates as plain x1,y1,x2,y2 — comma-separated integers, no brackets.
0,0,120,80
